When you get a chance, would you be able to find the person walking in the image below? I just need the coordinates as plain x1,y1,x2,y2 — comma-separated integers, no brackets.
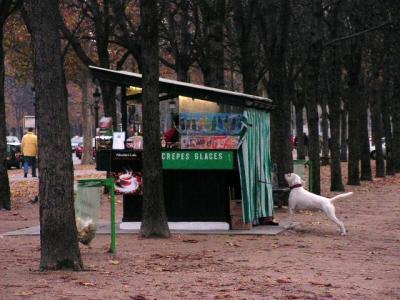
21,127,38,178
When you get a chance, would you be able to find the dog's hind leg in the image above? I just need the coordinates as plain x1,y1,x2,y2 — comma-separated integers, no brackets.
326,212,346,235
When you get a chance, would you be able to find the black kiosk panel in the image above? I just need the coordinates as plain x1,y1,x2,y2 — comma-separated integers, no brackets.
97,149,241,222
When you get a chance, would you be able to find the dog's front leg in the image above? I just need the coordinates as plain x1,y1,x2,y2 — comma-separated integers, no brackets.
284,205,298,229
288,207,294,223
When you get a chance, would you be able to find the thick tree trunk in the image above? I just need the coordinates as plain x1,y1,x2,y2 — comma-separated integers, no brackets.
176,62,189,82
294,102,306,160
392,80,400,172
340,107,348,162
139,0,170,238
370,78,385,177
232,1,259,96
346,43,362,185
99,81,117,129
270,75,292,186
320,99,330,165
23,0,83,270
390,6,400,173
381,84,394,175
303,0,323,195
197,0,225,89
359,79,372,181
259,0,292,185
305,97,321,194
0,26,11,210
81,73,93,165
327,39,344,191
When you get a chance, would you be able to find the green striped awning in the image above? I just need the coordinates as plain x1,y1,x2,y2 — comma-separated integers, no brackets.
237,108,273,223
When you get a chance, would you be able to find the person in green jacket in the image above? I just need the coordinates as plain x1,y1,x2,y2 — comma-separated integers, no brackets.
21,128,38,178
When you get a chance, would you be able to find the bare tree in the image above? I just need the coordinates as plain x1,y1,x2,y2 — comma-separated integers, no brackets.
139,0,170,238
195,0,225,88
325,1,344,191
80,69,93,164
58,0,129,129
303,0,323,194
0,0,21,211
258,0,293,185
22,0,83,270
159,0,199,82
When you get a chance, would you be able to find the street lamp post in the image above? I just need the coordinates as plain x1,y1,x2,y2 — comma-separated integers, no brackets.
31,87,37,133
93,87,101,129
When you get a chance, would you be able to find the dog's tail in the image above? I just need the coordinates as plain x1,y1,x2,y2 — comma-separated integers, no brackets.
329,192,353,202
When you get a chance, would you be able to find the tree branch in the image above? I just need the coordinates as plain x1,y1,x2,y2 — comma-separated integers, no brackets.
324,21,392,48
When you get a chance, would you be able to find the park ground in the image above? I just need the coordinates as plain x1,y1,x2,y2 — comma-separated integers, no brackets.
0,163,399,299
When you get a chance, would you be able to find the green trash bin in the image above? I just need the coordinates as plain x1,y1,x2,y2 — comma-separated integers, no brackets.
74,178,117,253
293,159,313,192
75,180,103,245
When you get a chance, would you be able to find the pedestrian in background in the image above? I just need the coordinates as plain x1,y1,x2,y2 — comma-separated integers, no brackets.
21,127,38,178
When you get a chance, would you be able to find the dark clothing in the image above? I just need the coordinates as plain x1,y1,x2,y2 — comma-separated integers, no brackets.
23,156,37,177
164,127,179,143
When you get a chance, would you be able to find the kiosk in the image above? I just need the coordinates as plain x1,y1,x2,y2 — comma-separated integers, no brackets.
90,66,275,229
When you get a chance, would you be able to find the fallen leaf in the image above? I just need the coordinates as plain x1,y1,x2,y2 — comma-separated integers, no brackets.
309,281,332,287
182,239,199,243
214,294,233,299
14,291,34,296
225,241,241,247
276,278,292,283
109,260,120,265
130,295,147,300
78,281,96,287
286,294,301,299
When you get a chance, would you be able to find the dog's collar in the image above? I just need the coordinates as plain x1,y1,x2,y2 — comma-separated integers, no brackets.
289,184,303,190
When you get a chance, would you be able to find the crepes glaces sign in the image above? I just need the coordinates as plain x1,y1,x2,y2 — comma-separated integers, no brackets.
161,150,234,170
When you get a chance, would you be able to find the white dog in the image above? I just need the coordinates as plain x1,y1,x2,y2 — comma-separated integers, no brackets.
284,173,353,235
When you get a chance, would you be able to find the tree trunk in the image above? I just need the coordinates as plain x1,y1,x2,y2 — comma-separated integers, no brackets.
303,0,323,195
392,79,400,172
305,96,321,194
327,35,344,191
320,98,330,165
197,0,225,89
176,62,189,82
390,5,400,173
359,76,372,181
232,1,259,96
99,81,117,129
139,0,170,238
370,78,385,177
269,74,292,186
294,102,306,160
259,0,292,185
381,83,394,175
340,107,348,162
81,72,93,165
23,0,83,270
346,42,362,185
0,25,11,210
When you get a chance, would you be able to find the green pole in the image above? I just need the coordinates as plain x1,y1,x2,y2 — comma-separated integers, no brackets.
305,160,314,193
106,178,116,253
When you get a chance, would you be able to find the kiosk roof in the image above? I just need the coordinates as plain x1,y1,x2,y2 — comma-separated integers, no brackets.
89,66,274,111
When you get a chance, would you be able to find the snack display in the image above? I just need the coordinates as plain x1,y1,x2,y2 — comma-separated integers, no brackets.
180,135,239,150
